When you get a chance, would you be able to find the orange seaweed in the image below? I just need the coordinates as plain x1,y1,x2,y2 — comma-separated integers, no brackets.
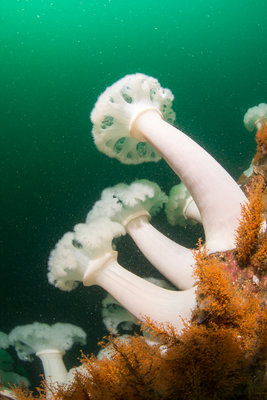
235,176,266,268
254,122,267,164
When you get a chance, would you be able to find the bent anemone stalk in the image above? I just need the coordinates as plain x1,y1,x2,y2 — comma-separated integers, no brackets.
87,180,195,290
48,218,197,331
91,73,247,253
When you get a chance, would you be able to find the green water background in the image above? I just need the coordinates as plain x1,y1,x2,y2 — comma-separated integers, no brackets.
1,0,266,387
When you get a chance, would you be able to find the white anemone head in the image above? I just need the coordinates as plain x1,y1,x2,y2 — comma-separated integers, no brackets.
244,103,267,131
90,73,175,164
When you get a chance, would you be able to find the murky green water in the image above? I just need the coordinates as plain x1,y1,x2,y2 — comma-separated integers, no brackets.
1,0,266,388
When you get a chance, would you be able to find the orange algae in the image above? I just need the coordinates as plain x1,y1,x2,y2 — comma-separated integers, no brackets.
77,336,165,400
254,122,267,165
12,385,47,400
12,231,266,399
192,241,266,353
253,122,267,214
235,176,266,269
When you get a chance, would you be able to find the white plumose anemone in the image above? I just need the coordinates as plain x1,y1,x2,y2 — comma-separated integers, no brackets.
48,217,196,332
91,73,247,254
244,103,267,131
91,73,175,164
86,180,196,290
8,322,86,390
165,182,201,227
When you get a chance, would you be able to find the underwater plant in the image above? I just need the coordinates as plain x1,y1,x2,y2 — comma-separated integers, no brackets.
235,176,267,267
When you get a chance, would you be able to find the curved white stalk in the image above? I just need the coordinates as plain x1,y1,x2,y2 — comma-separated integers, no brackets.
48,220,196,332
131,111,247,253
85,182,197,290
184,197,202,223
125,215,195,290
36,350,68,385
81,252,196,332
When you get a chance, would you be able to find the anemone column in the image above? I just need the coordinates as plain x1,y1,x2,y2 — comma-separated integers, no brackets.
130,110,247,253
91,74,247,253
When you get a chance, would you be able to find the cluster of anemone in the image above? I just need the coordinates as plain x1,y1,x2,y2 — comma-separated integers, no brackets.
4,74,266,399
48,73,254,334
